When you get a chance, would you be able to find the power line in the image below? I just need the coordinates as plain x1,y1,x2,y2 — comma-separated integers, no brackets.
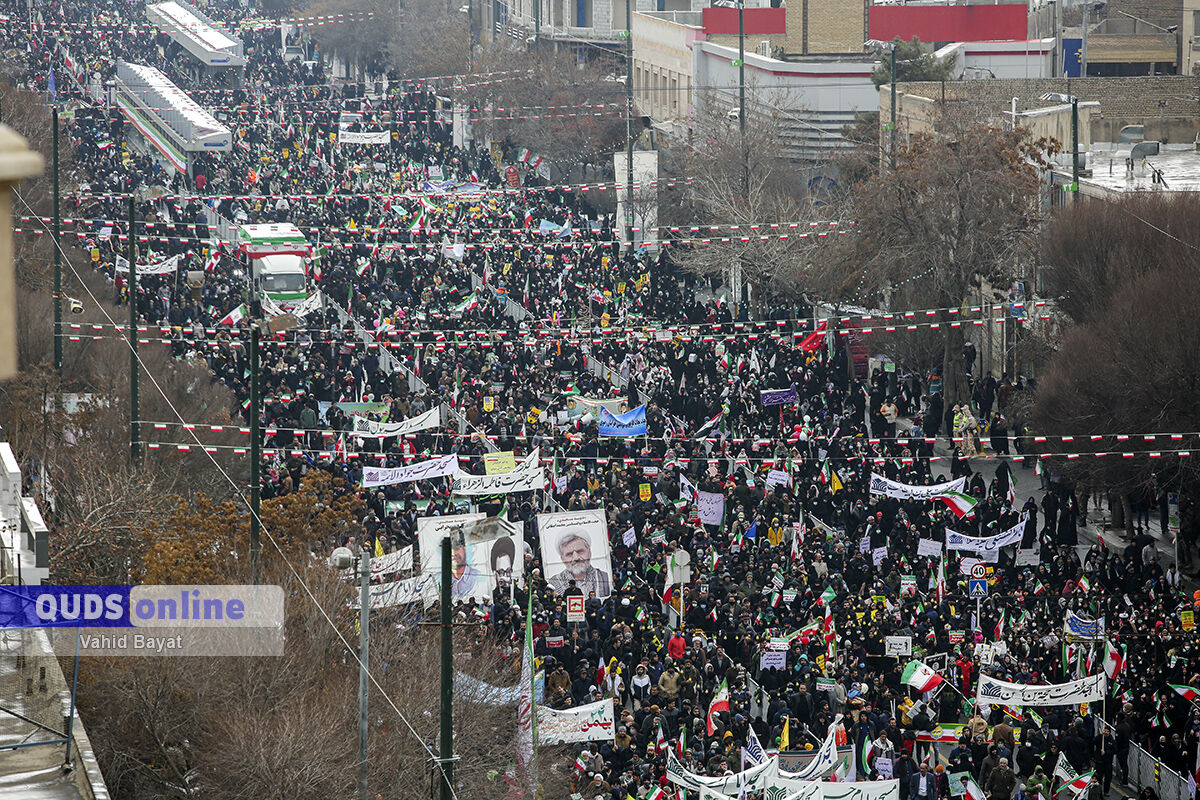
14,187,464,800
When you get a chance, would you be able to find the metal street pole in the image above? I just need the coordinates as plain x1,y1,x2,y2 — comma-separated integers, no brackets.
1071,96,1079,202
738,0,747,197
534,0,540,53
127,197,139,466
1082,2,1089,76
439,535,454,800
249,258,262,583
52,111,62,375
358,545,370,799
890,45,897,171
624,0,635,245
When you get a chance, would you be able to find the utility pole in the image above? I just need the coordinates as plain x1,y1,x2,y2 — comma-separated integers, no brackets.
249,255,262,583
890,44,897,171
1081,2,1089,77
624,0,635,246
1071,95,1079,202
737,0,747,196
533,0,540,53
52,111,62,376
358,544,370,800
438,535,454,800
127,197,139,466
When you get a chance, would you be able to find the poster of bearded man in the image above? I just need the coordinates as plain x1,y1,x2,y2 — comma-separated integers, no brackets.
537,509,613,599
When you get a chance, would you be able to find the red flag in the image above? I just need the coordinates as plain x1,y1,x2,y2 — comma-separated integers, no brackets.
800,320,828,352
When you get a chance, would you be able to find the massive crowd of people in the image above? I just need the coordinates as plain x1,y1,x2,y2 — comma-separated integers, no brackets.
4,0,1200,798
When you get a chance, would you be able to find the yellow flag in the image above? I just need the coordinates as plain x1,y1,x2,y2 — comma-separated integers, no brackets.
830,468,844,494
780,717,790,750
374,537,384,558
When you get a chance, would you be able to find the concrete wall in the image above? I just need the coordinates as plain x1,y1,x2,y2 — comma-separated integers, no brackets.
632,11,704,123
935,39,1057,79
693,42,878,158
880,75,1199,143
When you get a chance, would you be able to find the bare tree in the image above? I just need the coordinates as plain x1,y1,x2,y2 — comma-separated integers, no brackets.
823,106,1057,409
663,93,848,310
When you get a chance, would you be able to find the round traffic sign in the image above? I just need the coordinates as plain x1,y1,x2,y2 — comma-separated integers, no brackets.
970,563,987,579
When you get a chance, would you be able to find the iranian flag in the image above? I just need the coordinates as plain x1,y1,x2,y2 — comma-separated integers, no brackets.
1055,771,1095,797
408,209,425,233
964,777,988,800
706,679,729,735
218,304,246,326
934,490,978,518
901,659,945,692
1103,639,1125,680
451,292,479,314
656,722,667,752
518,147,531,162
1170,684,1200,702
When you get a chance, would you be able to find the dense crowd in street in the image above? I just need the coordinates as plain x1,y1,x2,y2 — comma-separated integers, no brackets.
4,0,1200,798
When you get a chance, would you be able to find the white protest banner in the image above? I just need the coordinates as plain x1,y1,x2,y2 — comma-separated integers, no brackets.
370,545,412,577
917,539,943,557
623,527,637,547
976,672,1106,706
366,575,431,608
767,469,791,488
667,751,775,797
945,513,1028,557
115,254,180,275
352,406,441,438
774,715,844,780
697,491,725,526
958,556,983,576
1016,548,1039,567
453,448,545,496
536,699,615,744
338,130,390,144
361,454,458,487
872,546,888,567
455,670,520,705
885,636,912,657
771,778,900,800
869,474,966,502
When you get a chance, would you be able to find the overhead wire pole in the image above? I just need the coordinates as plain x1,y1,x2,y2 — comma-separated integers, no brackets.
624,0,635,245
249,255,262,583
889,44,897,171
438,535,454,800
358,545,370,800
52,111,62,376
127,196,139,466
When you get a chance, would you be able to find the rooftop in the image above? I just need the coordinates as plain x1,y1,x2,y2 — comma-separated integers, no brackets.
146,1,245,66
1060,145,1200,195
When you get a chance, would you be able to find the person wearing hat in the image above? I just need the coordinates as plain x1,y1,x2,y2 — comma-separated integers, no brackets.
986,757,1016,800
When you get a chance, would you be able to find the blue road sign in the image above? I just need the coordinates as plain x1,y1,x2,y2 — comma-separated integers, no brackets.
968,579,988,599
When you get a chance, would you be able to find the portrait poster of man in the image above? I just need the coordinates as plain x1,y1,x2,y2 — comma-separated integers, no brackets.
417,513,524,602
417,513,485,602
537,509,613,599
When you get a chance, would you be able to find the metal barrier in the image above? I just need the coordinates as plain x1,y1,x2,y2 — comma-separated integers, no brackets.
1125,738,1188,800
469,271,528,322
